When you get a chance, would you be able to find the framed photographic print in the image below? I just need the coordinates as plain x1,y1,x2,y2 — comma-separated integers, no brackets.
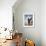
23,12,34,27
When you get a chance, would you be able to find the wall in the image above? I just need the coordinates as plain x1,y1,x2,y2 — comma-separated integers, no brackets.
0,0,17,30
13,0,41,46
41,0,46,46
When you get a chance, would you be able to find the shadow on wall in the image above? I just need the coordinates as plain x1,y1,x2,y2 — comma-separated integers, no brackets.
12,0,41,46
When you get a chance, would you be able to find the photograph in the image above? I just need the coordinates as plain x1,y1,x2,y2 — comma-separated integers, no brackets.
23,13,34,27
